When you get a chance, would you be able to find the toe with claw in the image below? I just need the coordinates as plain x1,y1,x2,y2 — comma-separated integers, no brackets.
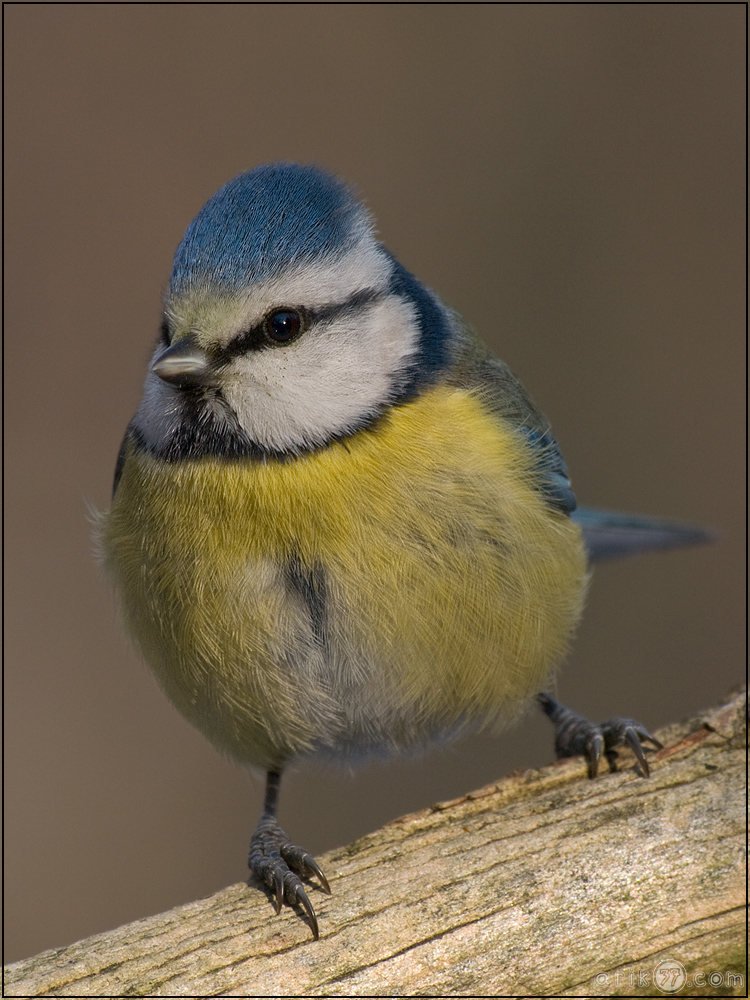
248,813,330,940
538,692,663,778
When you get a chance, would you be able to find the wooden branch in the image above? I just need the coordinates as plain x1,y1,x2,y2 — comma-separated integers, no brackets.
5,688,746,998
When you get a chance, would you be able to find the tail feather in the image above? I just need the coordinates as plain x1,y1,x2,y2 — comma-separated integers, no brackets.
571,507,717,564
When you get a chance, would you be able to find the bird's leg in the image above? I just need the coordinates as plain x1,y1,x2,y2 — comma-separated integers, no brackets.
537,692,663,779
248,770,331,940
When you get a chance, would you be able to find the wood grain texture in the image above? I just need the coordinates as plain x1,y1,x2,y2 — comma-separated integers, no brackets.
4,688,746,998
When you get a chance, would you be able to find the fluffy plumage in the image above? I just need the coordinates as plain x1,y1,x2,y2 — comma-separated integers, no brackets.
97,164,709,938
105,385,586,769
102,163,589,770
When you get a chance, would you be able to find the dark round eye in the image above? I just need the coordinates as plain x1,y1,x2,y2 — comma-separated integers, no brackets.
265,309,303,343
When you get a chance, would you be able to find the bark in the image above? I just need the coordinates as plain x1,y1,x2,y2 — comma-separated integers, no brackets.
4,687,746,998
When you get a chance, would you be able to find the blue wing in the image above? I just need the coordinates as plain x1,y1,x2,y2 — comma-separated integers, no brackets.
518,428,577,516
445,341,578,516
444,325,716,553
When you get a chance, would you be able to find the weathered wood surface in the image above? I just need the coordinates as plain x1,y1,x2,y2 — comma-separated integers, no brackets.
4,688,746,998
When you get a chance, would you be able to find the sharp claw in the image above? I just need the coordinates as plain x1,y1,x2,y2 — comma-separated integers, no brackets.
295,885,319,940
542,697,663,782
586,732,603,779
304,854,331,895
624,726,651,777
273,870,285,914
250,774,327,939
637,729,663,750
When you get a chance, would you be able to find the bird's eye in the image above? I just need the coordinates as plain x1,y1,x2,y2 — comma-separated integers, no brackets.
265,309,304,343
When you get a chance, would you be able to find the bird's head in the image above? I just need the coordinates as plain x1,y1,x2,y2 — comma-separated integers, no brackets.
137,163,452,458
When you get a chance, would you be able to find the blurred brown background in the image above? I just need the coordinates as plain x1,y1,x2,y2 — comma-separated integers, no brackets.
5,5,744,964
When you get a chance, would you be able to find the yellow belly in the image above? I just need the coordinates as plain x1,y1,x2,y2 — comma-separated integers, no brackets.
100,384,587,769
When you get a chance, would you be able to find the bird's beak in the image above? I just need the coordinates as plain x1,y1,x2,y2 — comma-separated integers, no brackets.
151,335,217,389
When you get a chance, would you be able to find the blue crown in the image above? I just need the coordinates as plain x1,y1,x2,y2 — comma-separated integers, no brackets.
169,163,371,296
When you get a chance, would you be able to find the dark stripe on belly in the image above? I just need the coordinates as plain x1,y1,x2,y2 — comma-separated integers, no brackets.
285,555,327,649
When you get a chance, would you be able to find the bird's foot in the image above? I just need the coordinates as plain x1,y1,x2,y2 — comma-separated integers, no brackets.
248,814,331,939
537,692,663,778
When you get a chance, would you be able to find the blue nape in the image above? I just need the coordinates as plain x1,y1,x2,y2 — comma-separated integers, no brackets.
169,163,369,295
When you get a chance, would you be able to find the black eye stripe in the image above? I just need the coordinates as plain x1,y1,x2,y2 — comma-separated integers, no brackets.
308,287,384,325
215,287,385,362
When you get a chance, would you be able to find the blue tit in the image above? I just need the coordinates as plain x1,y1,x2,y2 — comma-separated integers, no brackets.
98,163,712,939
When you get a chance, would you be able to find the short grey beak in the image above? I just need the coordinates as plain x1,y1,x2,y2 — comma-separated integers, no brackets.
151,336,216,388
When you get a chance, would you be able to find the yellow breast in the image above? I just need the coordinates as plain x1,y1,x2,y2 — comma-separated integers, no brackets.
100,385,587,769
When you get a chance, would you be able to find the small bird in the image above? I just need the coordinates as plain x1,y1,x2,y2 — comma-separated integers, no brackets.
98,163,712,939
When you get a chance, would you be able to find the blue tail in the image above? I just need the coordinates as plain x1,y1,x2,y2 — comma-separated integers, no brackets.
571,507,717,564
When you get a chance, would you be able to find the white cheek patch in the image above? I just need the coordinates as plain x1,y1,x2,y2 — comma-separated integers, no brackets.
166,238,394,349
219,295,421,452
